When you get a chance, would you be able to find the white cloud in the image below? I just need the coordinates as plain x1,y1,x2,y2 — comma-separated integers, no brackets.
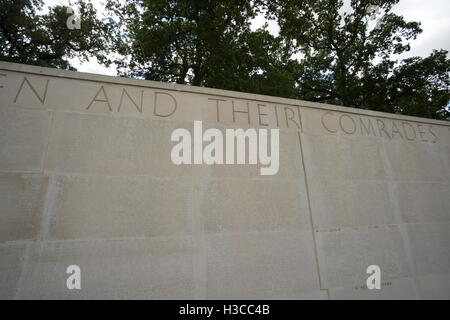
250,11,280,35
69,57,116,75
392,0,450,59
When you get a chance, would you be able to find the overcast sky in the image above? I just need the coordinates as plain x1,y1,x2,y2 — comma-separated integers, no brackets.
45,0,450,76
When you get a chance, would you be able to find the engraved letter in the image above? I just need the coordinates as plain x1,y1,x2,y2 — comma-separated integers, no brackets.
360,116,376,136
284,107,300,129
391,121,404,140
232,100,250,124
154,92,177,117
87,86,112,111
321,112,337,133
257,104,269,126
118,88,143,113
376,119,390,138
14,76,49,105
402,122,416,141
208,98,227,122
416,124,428,142
428,125,438,143
339,114,356,134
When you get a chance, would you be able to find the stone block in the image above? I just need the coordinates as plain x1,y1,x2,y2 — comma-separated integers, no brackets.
17,236,197,299
200,179,310,234
417,273,450,299
0,174,48,242
205,231,321,299
309,179,395,228
0,108,50,172
45,175,194,240
407,223,450,276
315,225,411,288
0,244,27,299
392,182,450,223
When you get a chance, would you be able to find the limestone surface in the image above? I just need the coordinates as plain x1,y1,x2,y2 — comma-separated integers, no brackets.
0,61,449,299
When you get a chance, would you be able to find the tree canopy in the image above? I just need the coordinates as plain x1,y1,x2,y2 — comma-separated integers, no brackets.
267,0,449,119
0,0,113,69
106,0,300,98
1,0,448,119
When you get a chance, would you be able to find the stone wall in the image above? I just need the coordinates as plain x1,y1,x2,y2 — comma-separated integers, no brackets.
0,61,449,299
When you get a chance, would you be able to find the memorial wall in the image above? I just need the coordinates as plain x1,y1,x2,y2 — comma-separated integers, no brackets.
0,61,449,299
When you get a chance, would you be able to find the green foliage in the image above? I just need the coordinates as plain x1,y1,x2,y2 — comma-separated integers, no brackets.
109,0,448,119
0,0,113,69
106,0,300,98
267,0,449,119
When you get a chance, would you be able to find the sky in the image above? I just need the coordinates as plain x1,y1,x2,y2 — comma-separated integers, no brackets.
43,0,450,76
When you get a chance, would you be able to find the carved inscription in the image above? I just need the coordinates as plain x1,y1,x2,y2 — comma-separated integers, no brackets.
4,74,179,117
321,111,439,143
87,86,112,111
86,85,178,116
3,72,448,144
153,92,177,117
208,97,302,129
118,88,143,113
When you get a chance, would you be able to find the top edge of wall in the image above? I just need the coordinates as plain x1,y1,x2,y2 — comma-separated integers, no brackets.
1,60,449,127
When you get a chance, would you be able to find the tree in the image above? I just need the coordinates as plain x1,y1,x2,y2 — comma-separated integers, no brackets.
266,0,450,119
0,0,113,69
106,0,300,97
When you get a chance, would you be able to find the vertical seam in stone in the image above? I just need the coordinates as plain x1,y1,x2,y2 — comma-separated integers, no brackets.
41,110,54,173
193,177,207,299
296,112,328,297
13,241,31,299
39,110,57,242
39,174,58,241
